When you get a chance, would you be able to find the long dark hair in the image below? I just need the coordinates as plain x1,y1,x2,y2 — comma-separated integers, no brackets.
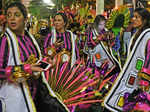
130,8,150,51
134,8,150,38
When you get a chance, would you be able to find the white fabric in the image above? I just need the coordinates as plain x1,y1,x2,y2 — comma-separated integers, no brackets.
0,82,28,112
67,30,76,67
6,28,21,66
90,42,116,68
104,28,150,112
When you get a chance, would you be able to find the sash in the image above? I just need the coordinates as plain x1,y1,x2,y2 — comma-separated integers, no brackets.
104,28,150,112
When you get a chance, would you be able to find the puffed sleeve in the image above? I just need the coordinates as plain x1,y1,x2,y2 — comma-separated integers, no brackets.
141,39,150,75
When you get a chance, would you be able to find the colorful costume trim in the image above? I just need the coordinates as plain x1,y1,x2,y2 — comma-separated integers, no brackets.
104,28,150,112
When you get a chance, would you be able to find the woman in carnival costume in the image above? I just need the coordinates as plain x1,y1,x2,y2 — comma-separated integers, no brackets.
43,12,105,112
84,14,121,85
44,12,79,67
0,2,69,112
43,12,80,112
84,14,120,69
104,8,150,112
76,14,121,111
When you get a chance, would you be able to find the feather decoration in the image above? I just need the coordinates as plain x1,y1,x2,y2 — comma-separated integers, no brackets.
47,51,116,107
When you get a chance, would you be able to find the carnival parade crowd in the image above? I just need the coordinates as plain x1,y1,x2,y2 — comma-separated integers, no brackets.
1,1,150,112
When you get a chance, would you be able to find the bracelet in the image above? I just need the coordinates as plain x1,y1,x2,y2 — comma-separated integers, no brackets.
5,66,12,78
24,64,32,74
139,80,149,86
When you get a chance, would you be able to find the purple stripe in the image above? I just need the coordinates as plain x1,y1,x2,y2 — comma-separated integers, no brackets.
0,37,7,67
18,37,29,61
24,36,33,55
23,36,33,55
0,75,6,78
91,32,96,45
19,47,25,62
67,32,71,50
63,33,67,49
90,32,94,42
75,43,79,59
44,33,51,48
25,37,38,57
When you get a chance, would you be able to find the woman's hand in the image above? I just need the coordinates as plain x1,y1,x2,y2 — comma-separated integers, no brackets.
30,63,44,72
54,39,64,48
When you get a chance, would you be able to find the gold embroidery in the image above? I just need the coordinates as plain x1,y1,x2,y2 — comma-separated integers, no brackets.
24,54,38,64
46,47,56,57
138,72,150,81
59,48,71,63
11,55,38,83
11,66,30,82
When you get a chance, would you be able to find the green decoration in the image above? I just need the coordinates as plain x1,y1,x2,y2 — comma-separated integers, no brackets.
112,27,121,37
136,59,144,71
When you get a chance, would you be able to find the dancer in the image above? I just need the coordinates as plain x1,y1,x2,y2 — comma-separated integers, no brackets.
44,12,79,67
104,8,150,112
0,2,68,112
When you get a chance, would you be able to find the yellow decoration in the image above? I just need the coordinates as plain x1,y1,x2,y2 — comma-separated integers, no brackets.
11,54,38,83
138,72,150,81
117,96,124,107
59,48,71,63
11,66,30,83
24,54,38,64
106,6,130,30
46,47,56,57
95,91,102,96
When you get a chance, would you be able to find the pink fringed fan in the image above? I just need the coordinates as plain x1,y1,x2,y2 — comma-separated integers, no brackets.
45,49,114,108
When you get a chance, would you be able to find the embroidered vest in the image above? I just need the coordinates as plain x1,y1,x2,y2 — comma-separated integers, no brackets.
104,28,150,112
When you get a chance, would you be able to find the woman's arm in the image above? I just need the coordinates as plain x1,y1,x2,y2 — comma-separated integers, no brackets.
0,35,44,82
